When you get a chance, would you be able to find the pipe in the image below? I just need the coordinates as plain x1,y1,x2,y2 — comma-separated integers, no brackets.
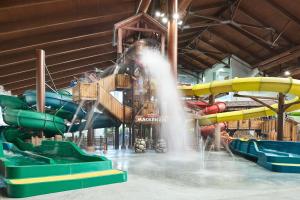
277,93,285,140
167,0,178,78
36,49,45,114
36,49,46,138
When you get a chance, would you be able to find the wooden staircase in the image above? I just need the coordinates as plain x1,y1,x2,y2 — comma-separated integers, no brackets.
72,74,132,123
97,84,132,122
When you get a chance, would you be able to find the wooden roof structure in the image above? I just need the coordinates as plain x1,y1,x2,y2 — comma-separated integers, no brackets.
1,0,300,95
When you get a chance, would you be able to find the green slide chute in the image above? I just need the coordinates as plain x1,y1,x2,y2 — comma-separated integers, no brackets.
0,90,126,198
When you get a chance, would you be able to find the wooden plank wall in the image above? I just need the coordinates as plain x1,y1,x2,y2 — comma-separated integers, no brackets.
261,119,298,141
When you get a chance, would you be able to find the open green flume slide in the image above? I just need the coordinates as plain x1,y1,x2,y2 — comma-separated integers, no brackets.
0,90,126,198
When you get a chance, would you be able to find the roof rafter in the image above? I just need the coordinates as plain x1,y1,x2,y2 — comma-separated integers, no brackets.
265,0,300,26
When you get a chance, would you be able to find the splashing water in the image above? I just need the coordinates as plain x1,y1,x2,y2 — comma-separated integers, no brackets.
140,48,189,153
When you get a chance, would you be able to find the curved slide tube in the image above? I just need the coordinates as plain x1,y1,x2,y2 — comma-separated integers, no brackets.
202,102,226,115
3,108,66,135
0,91,127,197
23,90,86,119
186,100,208,109
186,101,226,115
179,77,300,126
69,113,120,132
0,95,28,109
23,90,118,132
200,122,226,137
186,101,226,136
1,90,119,136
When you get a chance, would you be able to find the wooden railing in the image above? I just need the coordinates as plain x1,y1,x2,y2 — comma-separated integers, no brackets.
98,74,131,92
72,74,132,122
97,84,132,122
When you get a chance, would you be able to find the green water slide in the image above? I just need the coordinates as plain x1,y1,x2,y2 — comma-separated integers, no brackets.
0,91,126,198
3,109,66,135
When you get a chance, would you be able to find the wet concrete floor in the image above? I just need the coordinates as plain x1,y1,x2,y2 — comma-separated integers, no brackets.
2,150,300,200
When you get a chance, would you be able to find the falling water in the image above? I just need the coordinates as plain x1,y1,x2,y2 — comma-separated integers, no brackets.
140,48,189,153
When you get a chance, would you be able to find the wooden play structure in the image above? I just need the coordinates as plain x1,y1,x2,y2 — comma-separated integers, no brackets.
72,69,160,150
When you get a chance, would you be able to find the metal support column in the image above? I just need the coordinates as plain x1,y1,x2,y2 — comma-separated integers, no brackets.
167,0,178,78
277,93,285,141
115,126,120,150
87,102,95,149
121,92,126,149
128,127,132,148
36,49,45,138
208,94,215,105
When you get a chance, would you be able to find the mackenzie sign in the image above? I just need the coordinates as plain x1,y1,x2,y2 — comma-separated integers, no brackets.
135,115,166,123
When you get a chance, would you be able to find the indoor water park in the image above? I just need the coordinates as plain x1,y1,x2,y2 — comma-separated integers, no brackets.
1,0,300,199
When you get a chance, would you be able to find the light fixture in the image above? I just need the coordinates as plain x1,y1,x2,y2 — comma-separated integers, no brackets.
173,13,180,20
155,11,161,17
284,70,291,76
160,13,165,17
178,20,183,25
162,17,168,24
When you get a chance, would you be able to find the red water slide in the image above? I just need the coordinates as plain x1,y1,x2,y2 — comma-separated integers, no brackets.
186,101,227,137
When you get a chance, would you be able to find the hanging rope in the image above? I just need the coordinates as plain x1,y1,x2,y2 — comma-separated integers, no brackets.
45,64,58,92
45,83,57,93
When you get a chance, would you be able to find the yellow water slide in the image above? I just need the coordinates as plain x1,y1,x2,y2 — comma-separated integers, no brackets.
179,77,300,126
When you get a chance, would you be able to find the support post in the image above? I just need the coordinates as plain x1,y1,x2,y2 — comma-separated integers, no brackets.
115,126,120,150
161,34,166,55
208,94,215,105
214,124,221,151
87,127,94,150
167,0,178,78
195,119,200,150
87,102,95,151
132,126,136,147
277,93,285,140
117,28,123,55
128,127,132,148
36,49,45,138
121,92,126,149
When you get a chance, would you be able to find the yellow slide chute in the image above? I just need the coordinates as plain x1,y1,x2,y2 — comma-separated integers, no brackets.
179,77,300,126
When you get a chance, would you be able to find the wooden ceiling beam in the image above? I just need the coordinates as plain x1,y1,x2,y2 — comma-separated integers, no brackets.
0,44,114,76
265,0,300,26
181,54,209,69
0,0,65,10
208,30,261,60
187,45,229,67
195,38,228,57
190,2,227,13
12,82,71,96
5,65,103,92
0,34,113,66
227,24,277,53
3,60,113,90
179,31,199,40
178,60,203,72
137,0,152,13
0,55,115,85
0,11,132,42
189,12,278,52
183,49,217,66
0,30,112,56
8,76,75,93
238,7,293,45
0,51,115,79
256,46,300,71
